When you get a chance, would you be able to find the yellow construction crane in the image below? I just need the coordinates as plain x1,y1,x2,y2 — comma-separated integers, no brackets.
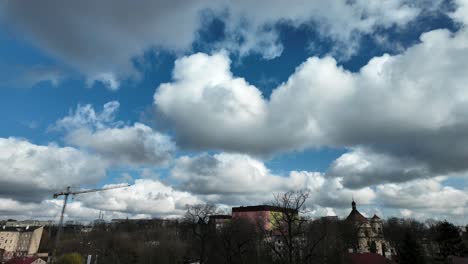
52,184,131,261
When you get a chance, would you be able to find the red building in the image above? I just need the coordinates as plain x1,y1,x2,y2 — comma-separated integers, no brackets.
231,205,297,231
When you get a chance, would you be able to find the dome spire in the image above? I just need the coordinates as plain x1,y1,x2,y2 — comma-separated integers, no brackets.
352,198,356,210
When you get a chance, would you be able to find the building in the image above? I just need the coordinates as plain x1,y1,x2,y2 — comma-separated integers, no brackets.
4,221,53,228
0,226,44,261
208,215,232,230
346,200,394,258
5,257,47,264
232,205,298,231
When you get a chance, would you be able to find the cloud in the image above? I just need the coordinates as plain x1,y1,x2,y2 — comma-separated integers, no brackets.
170,152,375,208
76,179,201,217
219,0,422,59
2,0,437,89
0,197,135,222
375,177,468,223
53,101,122,131
2,0,214,89
55,101,175,166
0,178,201,220
0,137,108,202
0,64,67,88
326,147,431,188
0,147,465,223
155,27,468,186
451,0,468,25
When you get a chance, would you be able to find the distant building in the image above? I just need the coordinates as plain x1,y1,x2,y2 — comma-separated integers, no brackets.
5,256,47,264
0,226,44,261
4,221,53,228
208,215,231,230
320,216,339,222
93,219,106,226
232,205,298,231
346,200,394,258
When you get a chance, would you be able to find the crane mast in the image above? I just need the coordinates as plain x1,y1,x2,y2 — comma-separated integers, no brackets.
52,184,130,262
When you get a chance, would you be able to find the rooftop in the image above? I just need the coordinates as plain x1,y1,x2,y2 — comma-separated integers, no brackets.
209,215,232,219
232,205,298,214
346,201,370,223
6,257,42,264
0,226,42,232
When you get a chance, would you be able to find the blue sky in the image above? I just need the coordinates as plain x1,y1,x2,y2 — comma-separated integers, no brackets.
0,0,467,223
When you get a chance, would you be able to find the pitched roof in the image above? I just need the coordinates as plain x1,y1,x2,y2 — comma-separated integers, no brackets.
0,226,42,232
371,214,381,220
6,257,40,264
346,208,368,223
347,253,392,264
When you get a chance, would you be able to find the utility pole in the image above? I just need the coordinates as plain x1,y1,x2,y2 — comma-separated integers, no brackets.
52,184,130,262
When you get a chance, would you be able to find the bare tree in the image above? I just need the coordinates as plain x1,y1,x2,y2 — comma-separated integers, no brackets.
215,218,260,264
266,189,316,264
183,204,217,264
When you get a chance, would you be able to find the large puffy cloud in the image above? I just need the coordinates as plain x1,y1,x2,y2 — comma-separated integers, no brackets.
170,153,375,208
76,179,201,218
0,137,108,202
0,197,140,222
327,148,431,188
55,101,175,166
1,147,465,223
0,179,201,221
1,0,213,89
0,198,109,221
1,0,435,88
155,27,468,186
375,177,468,223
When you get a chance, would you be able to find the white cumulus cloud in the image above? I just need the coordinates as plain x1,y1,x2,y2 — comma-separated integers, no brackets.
154,27,468,186
170,152,375,208
1,0,438,88
55,101,175,166
0,137,108,202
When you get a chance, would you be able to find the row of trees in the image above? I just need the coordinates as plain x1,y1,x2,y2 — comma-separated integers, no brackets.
50,190,467,264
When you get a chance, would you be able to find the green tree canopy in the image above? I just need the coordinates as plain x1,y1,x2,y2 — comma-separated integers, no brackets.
57,253,84,264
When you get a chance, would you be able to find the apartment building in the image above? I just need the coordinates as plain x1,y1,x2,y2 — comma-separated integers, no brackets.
0,226,44,261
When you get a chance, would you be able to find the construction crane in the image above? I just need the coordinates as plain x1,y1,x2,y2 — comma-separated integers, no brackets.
52,184,130,261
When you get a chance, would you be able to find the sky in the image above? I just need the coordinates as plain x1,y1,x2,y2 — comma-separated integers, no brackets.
0,0,467,224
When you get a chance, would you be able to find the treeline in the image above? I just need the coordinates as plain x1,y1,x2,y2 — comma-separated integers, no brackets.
49,191,467,264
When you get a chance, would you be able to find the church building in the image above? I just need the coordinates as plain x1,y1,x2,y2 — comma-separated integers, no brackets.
346,200,394,258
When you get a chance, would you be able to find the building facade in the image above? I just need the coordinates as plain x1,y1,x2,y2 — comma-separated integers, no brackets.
232,205,297,232
208,215,232,230
5,257,47,264
0,226,44,261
